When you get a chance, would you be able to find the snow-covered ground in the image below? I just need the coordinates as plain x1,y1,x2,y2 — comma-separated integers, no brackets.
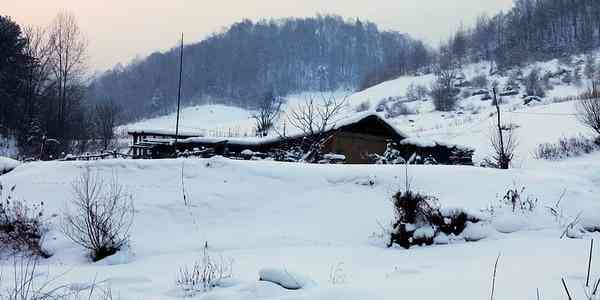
1,152,599,299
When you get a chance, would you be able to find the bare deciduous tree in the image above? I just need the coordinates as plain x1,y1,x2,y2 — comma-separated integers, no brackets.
94,101,120,151
576,82,600,135
61,167,134,261
287,92,348,138
252,91,282,137
47,12,88,141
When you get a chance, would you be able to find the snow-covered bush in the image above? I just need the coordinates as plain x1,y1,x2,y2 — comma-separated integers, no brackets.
61,167,134,262
523,67,547,97
0,183,49,257
176,243,233,294
354,101,371,113
369,142,405,165
406,83,429,101
388,190,481,249
534,136,599,160
385,102,414,118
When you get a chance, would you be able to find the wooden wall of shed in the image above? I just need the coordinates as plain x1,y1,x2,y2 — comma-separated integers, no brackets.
323,132,389,163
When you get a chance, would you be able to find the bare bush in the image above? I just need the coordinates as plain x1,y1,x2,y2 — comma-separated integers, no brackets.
176,243,233,294
576,82,600,135
94,102,120,151
252,91,283,137
430,68,459,111
0,254,116,299
534,136,599,160
0,183,49,258
485,126,517,169
288,93,348,138
61,167,134,262
501,185,538,213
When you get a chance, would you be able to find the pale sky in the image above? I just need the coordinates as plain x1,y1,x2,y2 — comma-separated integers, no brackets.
5,0,514,72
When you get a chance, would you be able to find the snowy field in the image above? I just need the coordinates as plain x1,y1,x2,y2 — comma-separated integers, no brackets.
1,151,600,299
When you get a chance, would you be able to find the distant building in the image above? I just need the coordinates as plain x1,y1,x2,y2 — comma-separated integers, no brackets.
128,113,473,165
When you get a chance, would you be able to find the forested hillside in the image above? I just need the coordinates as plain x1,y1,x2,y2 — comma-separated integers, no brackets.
86,15,431,122
443,0,600,70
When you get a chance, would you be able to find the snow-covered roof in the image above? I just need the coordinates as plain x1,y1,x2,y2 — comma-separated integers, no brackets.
181,113,408,146
400,137,461,148
127,128,205,138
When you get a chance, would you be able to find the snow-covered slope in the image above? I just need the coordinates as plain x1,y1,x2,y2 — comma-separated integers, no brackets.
120,104,254,137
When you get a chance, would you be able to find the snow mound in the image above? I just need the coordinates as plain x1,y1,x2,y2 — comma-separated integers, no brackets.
0,156,20,174
461,222,491,242
258,268,316,290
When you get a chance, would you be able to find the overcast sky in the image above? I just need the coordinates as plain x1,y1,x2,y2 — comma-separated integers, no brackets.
5,0,514,72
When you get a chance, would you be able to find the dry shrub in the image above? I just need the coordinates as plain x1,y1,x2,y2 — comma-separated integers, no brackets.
61,167,134,262
0,183,49,258
576,81,600,135
0,254,116,299
176,243,233,294
483,126,517,169
534,136,599,160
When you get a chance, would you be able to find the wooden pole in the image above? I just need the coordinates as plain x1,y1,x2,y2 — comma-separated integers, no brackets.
493,87,506,169
174,33,184,154
587,239,594,287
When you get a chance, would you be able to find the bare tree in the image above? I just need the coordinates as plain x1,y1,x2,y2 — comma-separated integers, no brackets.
94,101,120,151
47,12,88,141
490,126,517,169
252,91,282,137
576,82,600,135
287,92,348,138
61,167,134,261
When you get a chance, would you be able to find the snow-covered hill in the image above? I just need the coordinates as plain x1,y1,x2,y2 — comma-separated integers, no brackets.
121,57,593,165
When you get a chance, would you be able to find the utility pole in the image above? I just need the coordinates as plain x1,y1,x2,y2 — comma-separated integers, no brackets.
174,33,184,155
493,87,506,169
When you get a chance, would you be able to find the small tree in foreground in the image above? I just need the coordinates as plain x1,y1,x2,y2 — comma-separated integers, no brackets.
61,167,134,261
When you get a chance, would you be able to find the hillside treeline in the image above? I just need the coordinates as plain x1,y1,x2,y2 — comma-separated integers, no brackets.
442,0,600,70
87,15,431,122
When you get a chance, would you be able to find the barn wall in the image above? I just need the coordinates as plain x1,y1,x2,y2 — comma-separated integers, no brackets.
324,132,389,163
